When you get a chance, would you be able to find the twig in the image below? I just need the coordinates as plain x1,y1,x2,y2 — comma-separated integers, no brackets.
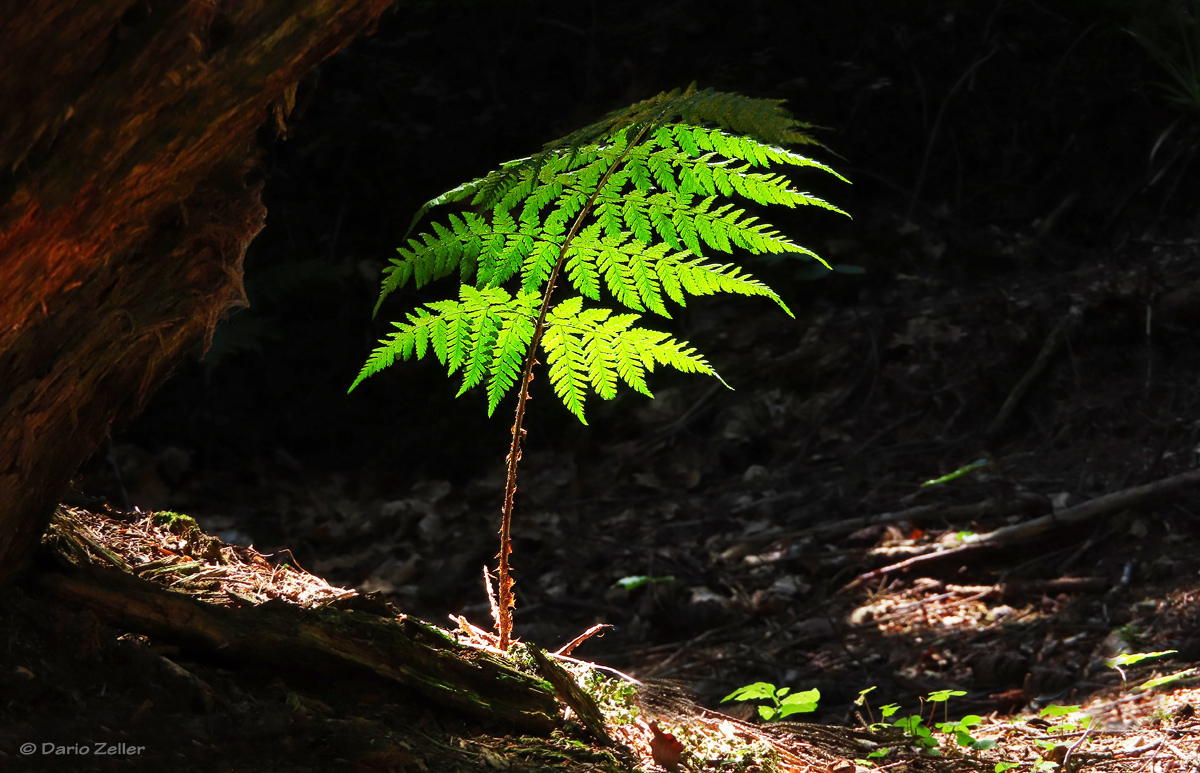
554,623,612,657
483,565,501,635
549,651,645,686
846,467,1200,588
987,308,1081,439
1114,739,1163,757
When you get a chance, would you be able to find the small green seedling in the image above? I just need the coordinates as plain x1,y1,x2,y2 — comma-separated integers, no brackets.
936,714,993,750
854,686,878,724
722,681,820,721
883,691,999,756
1106,650,1178,668
921,459,989,487
1106,649,1177,690
1137,667,1199,691
892,714,938,753
612,575,674,591
1039,703,1085,735
1105,649,1195,693
925,689,967,724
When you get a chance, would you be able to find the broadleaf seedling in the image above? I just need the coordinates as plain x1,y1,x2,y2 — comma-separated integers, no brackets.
722,681,821,721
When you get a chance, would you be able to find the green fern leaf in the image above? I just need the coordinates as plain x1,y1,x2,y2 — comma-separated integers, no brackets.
444,307,468,375
521,181,564,224
622,241,669,317
582,323,619,401
358,85,846,423
540,303,726,416
565,235,602,300
471,158,532,210
354,86,852,655
544,187,589,236
627,154,652,192
455,286,505,396
672,202,705,256
543,301,590,422
486,291,538,415
499,173,536,212
622,193,654,244
594,196,625,240
647,198,683,250
593,236,644,312
647,334,723,383
522,238,561,293
401,174,491,241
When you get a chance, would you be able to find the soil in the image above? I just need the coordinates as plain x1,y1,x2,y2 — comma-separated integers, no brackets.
7,1,1200,771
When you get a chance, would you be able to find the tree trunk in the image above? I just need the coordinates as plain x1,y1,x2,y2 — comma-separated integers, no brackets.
0,0,394,583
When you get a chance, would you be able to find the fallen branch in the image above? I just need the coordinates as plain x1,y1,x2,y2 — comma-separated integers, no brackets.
736,493,1049,550
845,467,1200,588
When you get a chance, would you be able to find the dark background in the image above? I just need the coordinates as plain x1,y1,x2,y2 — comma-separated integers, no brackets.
102,0,1182,492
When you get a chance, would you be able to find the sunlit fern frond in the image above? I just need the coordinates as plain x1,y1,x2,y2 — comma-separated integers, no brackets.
355,87,847,422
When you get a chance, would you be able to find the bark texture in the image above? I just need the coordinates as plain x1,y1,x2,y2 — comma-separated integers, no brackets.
41,566,558,731
0,0,394,582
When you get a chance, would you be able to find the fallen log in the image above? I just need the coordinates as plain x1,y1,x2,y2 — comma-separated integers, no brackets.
40,564,558,731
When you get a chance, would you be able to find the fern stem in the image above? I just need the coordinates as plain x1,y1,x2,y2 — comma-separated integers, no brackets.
495,122,657,650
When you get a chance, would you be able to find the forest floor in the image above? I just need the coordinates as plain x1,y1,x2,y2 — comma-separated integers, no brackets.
8,1,1200,771
8,226,1200,771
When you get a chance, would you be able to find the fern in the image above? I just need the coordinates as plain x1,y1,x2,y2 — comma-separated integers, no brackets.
354,84,845,420
351,84,848,648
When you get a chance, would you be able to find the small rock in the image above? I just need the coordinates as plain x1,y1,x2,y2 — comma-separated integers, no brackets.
742,464,770,483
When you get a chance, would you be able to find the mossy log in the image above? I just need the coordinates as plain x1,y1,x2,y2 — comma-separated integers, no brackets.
40,565,559,731
0,0,394,583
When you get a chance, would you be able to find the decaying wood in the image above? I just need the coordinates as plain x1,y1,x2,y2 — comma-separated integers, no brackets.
40,564,559,731
528,645,613,745
0,0,394,583
848,467,1200,587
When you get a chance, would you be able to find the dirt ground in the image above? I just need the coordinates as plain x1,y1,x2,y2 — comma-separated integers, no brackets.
7,1,1200,771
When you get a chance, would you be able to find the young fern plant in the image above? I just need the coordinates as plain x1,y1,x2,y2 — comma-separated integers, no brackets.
350,84,848,649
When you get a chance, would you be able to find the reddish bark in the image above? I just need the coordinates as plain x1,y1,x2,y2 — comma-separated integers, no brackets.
0,0,394,582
